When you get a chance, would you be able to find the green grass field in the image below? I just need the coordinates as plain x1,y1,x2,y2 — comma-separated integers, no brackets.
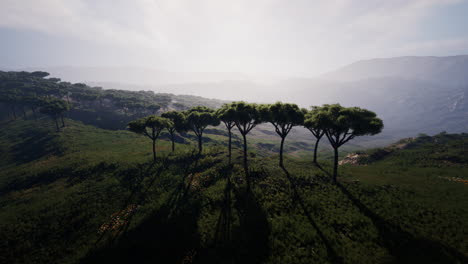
0,118,467,263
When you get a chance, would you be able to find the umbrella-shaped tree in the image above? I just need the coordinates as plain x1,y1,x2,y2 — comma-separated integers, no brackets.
260,102,305,167
230,102,263,184
185,106,220,154
161,110,187,152
303,106,326,164
128,115,173,162
318,104,383,183
216,104,238,163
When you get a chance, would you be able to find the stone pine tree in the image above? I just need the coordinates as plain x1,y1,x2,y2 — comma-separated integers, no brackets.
128,115,173,162
303,106,326,164
318,104,383,183
185,106,220,154
40,98,70,132
230,102,263,184
216,104,237,163
260,102,305,167
161,110,187,152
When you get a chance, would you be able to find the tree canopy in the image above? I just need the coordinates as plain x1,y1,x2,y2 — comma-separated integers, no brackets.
161,110,187,152
128,115,173,161
317,104,384,182
216,104,238,163
260,102,305,166
185,106,220,154
229,101,263,184
39,98,70,131
304,106,327,164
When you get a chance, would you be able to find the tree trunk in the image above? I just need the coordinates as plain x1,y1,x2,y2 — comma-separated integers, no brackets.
152,139,157,162
171,133,175,152
32,107,37,120
61,114,65,127
242,133,249,186
279,136,285,167
228,128,232,164
198,134,203,154
333,147,339,183
11,106,16,120
22,107,27,119
55,117,60,132
313,137,320,164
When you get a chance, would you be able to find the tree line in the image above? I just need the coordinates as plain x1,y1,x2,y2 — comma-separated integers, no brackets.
0,71,383,182
0,71,178,130
128,102,383,183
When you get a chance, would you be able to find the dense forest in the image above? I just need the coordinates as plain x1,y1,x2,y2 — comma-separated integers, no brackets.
0,71,467,263
0,71,224,130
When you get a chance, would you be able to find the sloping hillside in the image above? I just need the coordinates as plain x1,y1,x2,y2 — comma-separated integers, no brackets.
340,132,468,167
1,118,467,263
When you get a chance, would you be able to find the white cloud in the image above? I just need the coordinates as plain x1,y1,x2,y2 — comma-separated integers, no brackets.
0,0,466,75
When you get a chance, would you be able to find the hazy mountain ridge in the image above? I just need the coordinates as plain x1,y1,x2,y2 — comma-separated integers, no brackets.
6,55,468,141
319,55,468,85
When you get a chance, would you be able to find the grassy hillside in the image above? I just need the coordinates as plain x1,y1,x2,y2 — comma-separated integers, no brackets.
0,119,467,263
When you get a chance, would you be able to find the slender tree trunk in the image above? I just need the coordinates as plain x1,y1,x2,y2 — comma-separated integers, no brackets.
61,114,65,127
55,117,60,132
22,107,27,119
228,128,232,164
31,107,37,120
313,137,320,164
279,136,285,167
333,147,339,183
170,133,175,152
198,134,203,154
11,106,16,120
242,133,250,186
152,139,157,162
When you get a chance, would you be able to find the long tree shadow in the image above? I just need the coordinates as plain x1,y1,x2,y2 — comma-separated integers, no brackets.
197,164,271,264
11,129,61,164
336,182,468,264
213,165,234,245
280,165,344,264
315,161,468,263
82,152,228,263
91,160,161,246
197,164,236,263
82,158,202,263
231,182,270,264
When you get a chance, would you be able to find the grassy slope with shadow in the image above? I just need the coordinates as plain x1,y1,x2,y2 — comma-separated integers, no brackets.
0,119,467,264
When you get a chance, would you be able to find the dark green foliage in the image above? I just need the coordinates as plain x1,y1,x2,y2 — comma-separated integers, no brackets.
128,116,173,161
40,98,70,131
304,106,327,164
216,104,238,163
0,71,225,130
0,120,467,263
355,132,468,167
317,104,384,182
260,102,305,166
185,106,220,154
229,101,263,184
2,71,467,264
161,110,187,152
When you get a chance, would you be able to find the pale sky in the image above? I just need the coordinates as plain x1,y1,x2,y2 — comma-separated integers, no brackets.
1,0,468,76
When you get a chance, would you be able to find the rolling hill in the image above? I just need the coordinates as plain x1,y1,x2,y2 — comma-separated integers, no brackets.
0,117,467,263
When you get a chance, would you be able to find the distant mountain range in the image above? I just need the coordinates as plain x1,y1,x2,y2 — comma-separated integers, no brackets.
319,55,468,85
4,55,468,142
